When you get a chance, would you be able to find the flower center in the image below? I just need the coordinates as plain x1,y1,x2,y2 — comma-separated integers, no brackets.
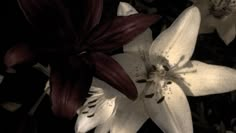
209,0,236,19
143,64,172,104
148,64,169,82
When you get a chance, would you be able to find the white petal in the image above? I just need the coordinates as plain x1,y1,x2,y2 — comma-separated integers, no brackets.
110,99,148,133
193,0,209,13
123,29,153,55
93,80,148,133
95,99,148,133
33,63,50,76
75,87,116,133
194,0,216,33
94,118,112,133
175,61,236,96
149,6,200,68
92,78,123,98
0,102,21,112
144,81,193,133
117,2,153,55
44,80,50,95
87,53,147,132
216,22,236,45
117,2,138,16
199,15,217,33
112,54,147,95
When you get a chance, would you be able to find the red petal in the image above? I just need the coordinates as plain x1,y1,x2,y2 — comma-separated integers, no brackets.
88,14,160,51
50,56,94,119
91,52,137,100
81,0,103,33
4,44,34,68
18,0,78,44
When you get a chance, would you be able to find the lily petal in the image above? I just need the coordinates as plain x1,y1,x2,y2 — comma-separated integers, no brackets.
4,44,34,68
117,2,153,55
18,0,77,43
199,15,217,33
50,56,94,119
80,0,103,34
95,99,148,133
0,102,21,112
109,99,148,133
124,28,153,55
91,52,138,100
144,81,193,133
89,14,159,52
91,53,148,132
216,22,236,45
117,2,138,16
92,77,148,133
75,87,116,133
112,54,147,95
175,61,236,96
94,118,112,133
149,6,200,68
194,0,216,33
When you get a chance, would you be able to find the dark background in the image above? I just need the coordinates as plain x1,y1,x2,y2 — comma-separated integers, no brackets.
1,0,236,132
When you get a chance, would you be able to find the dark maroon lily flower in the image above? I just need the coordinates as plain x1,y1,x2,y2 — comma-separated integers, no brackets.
4,0,159,118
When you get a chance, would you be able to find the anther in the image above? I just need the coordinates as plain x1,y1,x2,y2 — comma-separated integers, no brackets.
145,93,155,98
157,96,165,104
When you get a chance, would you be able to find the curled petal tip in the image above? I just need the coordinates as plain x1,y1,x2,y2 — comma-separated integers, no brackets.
185,6,201,20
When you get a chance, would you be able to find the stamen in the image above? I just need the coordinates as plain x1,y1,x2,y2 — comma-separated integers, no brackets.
175,69,197,75
88,99,97,104
151,65,157,71
157,96,165,104
136,79,147,83
79,51,87,55
145,93,155,98
163,65,169,71
89,90,98,93
87,114,95,118
171,56,185,71
82,111,88,114
88,104,96,108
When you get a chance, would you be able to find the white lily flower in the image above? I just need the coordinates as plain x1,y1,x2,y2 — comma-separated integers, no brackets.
75,47,149,133
193,0,236,45
75,2,236,133
75,2,150,133
117,2,153,55
75,73,148,133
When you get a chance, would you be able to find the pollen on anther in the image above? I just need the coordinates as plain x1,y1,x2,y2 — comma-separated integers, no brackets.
167,81,172,84
163,65,169,71
87,114,95,118
145,93,155,98
157,96,165,104
88,104,96,108
136,79,147,83
82,111,88,114
88,99,97,104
